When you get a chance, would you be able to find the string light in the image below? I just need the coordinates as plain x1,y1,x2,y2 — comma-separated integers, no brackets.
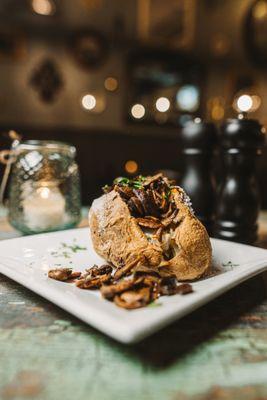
233,91,261,113
207,97,225,121
125,160,138,174
104,77,118,92
31,0,55,15
253,0,267,19
176,85,199,112
155,97,170,112
37,187,50,199
131,104,145,119
81,94,96,110
236,95,253,113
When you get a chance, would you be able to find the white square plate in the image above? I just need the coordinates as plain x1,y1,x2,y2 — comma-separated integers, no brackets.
0,227,267,344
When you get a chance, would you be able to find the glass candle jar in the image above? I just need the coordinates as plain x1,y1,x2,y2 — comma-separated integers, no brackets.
7,140,81,234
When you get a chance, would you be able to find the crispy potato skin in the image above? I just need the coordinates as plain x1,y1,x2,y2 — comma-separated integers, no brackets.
89,188,212,281
89,191,162,268
164,189,212,280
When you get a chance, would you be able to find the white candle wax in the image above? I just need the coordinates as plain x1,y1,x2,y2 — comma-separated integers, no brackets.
23,186,66,231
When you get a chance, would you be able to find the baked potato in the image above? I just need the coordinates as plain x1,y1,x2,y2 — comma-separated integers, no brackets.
89,174,212,281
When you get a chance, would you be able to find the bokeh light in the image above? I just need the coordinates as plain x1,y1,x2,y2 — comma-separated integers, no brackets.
155,97,170,112
176,85,200,112
81,94,97,110
253,0,267,19
125,160,138,174
236,94,253,112
37,187,50,199
104,77,118,92
131,104,145,119
31,0,55,15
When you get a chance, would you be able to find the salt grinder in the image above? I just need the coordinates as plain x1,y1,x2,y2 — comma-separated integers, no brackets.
179,119,217,233
213,116,265,244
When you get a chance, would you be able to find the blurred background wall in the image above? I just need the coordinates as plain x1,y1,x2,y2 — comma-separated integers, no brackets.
0,0,267,205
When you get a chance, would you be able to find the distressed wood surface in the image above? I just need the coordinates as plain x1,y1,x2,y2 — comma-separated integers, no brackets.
0,209,267,400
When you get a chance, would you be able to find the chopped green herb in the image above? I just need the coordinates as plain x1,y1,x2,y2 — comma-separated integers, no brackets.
102,184,111,193
69,244,87,253
114,177,130,185
222,261,239,267
113,175,146,190
132,181,143,189
148,301,163,308
62,251,71,259
50,240,87,259
163,190,171,200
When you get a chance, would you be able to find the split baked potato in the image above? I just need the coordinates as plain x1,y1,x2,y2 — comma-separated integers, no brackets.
89,174,212,281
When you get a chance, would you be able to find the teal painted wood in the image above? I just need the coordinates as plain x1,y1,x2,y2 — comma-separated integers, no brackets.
0,210,267,399
0,274,267,400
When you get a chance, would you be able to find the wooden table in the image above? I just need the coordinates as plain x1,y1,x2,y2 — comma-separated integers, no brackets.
0,208,267,400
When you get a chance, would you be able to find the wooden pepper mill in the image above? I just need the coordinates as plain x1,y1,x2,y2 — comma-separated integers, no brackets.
213,115,265,244
179,119,218,233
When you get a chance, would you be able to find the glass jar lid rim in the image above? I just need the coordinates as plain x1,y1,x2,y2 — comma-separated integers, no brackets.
16,140,76,155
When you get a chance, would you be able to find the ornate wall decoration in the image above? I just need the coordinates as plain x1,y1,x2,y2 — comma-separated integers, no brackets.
137,0,196,50
69,30,108,70
29,59,63,103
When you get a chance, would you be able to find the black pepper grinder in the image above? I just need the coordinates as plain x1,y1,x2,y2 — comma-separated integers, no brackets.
179,119,218,233
213,115,265,244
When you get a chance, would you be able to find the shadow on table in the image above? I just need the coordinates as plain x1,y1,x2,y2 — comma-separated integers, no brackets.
108,275,267,369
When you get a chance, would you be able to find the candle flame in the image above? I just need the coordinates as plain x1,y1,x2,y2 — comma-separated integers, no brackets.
38,187,50,199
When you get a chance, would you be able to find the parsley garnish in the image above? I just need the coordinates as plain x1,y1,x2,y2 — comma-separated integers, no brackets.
222,261,239,267
113,175,146,189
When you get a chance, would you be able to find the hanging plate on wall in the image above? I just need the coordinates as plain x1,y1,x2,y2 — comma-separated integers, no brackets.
29,59,63,103
69,30,108,70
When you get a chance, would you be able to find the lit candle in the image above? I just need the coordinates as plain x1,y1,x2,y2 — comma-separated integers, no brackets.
23,185,66,231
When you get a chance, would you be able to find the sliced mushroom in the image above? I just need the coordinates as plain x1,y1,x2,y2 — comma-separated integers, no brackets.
76,273,111,289
114,287,151,309
159,275,178,295
161,209,178,227
114,256,144,280
86,264,113,277
100,277,144,300
48,268,73,281
142,275,160,301
133,264,161,277
69,271,82,279
127,196,144,217
114,185,133,200
143,173,163,187
146,189,160,216
176,283,194,295
161,202,174,218
136,217,162,229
